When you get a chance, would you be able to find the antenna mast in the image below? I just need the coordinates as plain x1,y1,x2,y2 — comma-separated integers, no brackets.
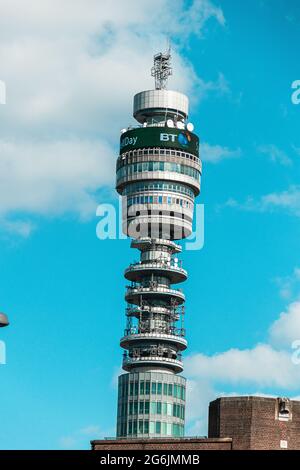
151,47,172,90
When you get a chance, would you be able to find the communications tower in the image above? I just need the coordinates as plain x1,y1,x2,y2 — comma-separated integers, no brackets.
116,49,201,438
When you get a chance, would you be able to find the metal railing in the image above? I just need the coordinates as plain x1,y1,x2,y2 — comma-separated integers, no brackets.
131,237,182,252
123,327,186,338
118,147,201,166
125,305,181,321
125,261,186,274
126,285,185,299
123,353,183,363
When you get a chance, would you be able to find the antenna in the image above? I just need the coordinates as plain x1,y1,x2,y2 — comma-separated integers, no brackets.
151,46,172,90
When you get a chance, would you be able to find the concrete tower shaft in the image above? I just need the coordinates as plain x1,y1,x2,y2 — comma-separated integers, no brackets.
116,50,201,439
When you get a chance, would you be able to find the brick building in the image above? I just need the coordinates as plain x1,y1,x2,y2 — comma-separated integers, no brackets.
209,396,300,450
92,437,232,451
92,396,300,451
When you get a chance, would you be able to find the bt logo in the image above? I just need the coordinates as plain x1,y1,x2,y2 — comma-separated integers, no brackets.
160,131,191,147
178,131,191,147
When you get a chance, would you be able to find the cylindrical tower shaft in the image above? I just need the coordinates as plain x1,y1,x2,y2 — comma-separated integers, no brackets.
116,50,201,439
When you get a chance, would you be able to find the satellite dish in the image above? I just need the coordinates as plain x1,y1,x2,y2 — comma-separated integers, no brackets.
187,122,194,132
166,119,174,128
176,121,185,130
120,128,127,134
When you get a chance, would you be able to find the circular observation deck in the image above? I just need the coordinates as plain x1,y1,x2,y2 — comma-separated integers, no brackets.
133,90,188,123
122,354,184,374
125,285,185,305
126,305,180,321
131,238,182,253
124,261,187,284
120,331,187,351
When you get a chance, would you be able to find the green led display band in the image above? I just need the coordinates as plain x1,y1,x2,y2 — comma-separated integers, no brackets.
120,127,199,157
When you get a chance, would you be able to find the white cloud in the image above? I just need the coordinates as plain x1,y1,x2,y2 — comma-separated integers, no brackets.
269,301,300,348
185,344,299,389
59,423,105,449
0,139,115,219
185,379,216,436
258,144,292,166
184,292,300,432
260,186,300,216
79,425,101,436
184,343,300,434
221,186,300,217
0,0,225,231
0,218,35,238
274,267,300,300
292,145,300,156
59,435,77,449
201,143,241,163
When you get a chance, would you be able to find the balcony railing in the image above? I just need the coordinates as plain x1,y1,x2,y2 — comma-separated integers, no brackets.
118,147,201,168
126,285,185,299
123,327,186,338
126,305,181,321
131,237,182,252
125,261,187,275
122,353,183,368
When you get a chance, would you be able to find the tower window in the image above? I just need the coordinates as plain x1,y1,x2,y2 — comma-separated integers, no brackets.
155,421,161,434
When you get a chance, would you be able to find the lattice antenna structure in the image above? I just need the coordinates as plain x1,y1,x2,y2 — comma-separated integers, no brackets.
151,48,172,90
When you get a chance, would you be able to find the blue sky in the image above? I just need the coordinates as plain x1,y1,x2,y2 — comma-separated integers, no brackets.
0,0,300,449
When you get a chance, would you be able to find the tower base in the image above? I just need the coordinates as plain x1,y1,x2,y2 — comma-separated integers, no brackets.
117,371,186,438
